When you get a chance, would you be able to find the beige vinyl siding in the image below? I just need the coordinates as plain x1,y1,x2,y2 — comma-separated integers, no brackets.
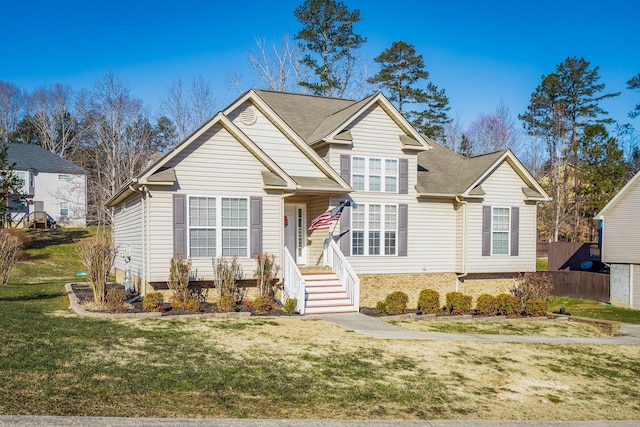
145,124,283,282
633,265,640,309
113,194,144,281
228,102,325,178
307,194,331,266
326,103,456,274
601,180,640,264
465,161,537,273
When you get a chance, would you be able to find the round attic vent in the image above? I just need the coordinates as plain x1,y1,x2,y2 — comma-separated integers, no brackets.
240,106,257,126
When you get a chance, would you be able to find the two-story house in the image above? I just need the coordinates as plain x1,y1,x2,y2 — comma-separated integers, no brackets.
7,143,87,227
107,90,549,313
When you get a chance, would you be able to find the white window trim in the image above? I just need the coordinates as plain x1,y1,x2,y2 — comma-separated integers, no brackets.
351,203,398,256
58,174,70,181
60,201,69,216
351,156,398,193
491,206,511,256
187,195,250,259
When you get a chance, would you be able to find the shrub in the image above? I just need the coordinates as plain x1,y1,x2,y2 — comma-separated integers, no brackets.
375,300,387,314
417,289,440,314
445,292,472,315
167,257,191,306
496,293,521,317
143,292,164,312
475,294,498,317
254,295,274,314
0,230,22,285
512,272,553,312
283,298,298,315
105,287,127,313
219,294,236,312
212,256,243,299
525,298,548,317
386,291,409,315
77,232,117,306
254,253,280,298
183,298,202,313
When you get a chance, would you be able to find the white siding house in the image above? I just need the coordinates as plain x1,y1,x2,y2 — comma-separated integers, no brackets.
107,89,549,311
596,171,640,309
7,144,86,227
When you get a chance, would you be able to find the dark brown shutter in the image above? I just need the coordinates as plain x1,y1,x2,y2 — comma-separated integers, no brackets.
340,155,351,185
510,207,519,256
482,205,491,256
340,204,351,255
398,204,408,256
250,197,263,258
173,194,187,258
399,159,408,194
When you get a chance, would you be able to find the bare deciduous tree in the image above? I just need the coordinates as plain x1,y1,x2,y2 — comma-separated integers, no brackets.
467,101,518,155
161,76,217,142
0,81,24,143
248,34,306,92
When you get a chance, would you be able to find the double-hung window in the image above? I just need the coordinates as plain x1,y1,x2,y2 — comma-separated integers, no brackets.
189,197,248,258
491,207,510,255
351,204,397,256
351,156,398,192
60,201,69,216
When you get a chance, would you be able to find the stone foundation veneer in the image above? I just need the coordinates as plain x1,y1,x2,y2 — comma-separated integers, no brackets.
358,272,518,309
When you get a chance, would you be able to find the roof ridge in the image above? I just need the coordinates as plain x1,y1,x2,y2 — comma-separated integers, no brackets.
253,88,356,102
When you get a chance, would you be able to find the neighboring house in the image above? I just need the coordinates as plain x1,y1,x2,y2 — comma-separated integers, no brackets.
596,171,640,309
7,143,87,227
107,90,549,313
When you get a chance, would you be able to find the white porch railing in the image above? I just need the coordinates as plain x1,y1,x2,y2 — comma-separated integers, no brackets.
324,239,360,312
283,248,306,315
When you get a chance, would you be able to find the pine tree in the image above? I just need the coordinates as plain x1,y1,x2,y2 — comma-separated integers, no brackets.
628,73,640,119
458,134,472,157
0,142,23,228
411,82,451,141
294,0,366,97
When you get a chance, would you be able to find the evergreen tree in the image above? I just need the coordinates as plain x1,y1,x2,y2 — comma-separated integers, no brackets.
368,41,429,113
519,56,619,242
628,73,640,119
408,82,451,142
578,124,626,240
294,0,366,97
0,142,23,228
458,134,472,157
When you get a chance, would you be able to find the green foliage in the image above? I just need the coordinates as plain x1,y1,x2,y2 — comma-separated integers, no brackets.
384,291,409,315
283,298,298,315
183,298,202,313
525,298,548,317
512,272,553,312
417,289,439,314
142,292,164,312
445,292,472,315
628,72,640,119
294,0,365,96
167,257,191,306
105,287,127,313
0,142,25,228
76,231,116,306
218,294,237,313
475,294,498,317
375,300,387,314
0,230,22,285
496,293,521,318
254,252,279,298
410,82,451,142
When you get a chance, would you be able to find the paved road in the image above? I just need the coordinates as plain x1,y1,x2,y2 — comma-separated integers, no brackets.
1,417,638,427
321,313,640,345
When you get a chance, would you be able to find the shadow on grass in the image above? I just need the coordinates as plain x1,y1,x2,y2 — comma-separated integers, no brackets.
26,229,90,249
0,291,67,302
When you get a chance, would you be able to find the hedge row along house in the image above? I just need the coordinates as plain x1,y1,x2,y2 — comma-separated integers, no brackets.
107,89,549,314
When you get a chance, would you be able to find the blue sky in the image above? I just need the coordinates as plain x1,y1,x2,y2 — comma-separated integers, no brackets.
2,0,638,128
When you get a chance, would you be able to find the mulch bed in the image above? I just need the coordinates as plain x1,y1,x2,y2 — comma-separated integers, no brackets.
71,283,295,317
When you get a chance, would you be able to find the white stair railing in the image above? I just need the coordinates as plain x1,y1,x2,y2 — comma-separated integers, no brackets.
324,239,360,312
283,248,306,315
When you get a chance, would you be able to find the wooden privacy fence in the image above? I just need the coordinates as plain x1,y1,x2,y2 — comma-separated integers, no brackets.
544,271,610,302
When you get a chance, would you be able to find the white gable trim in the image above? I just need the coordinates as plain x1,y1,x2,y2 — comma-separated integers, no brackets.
224,90,351,191
596,170,640,219
322,93,432,151
462,151,550,201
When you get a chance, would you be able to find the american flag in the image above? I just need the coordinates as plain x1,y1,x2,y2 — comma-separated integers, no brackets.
308,201,350,231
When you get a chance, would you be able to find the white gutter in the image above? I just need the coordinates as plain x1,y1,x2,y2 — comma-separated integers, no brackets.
143,185,150,296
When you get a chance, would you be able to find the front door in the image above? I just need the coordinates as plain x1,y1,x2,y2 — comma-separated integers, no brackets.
284,204,306,265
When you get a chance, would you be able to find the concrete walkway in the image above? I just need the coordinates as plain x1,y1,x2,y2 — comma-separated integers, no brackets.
1,416,638,427
321,313,640,345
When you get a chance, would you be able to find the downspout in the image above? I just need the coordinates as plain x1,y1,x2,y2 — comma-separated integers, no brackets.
455,196,468,292
143,185,150,297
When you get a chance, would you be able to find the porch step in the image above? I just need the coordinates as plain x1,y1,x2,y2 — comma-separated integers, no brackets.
301,273,356,315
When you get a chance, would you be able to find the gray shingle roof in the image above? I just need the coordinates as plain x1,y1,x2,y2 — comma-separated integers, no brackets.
6,143,86,174
416,141,506,196
253,89,360,143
